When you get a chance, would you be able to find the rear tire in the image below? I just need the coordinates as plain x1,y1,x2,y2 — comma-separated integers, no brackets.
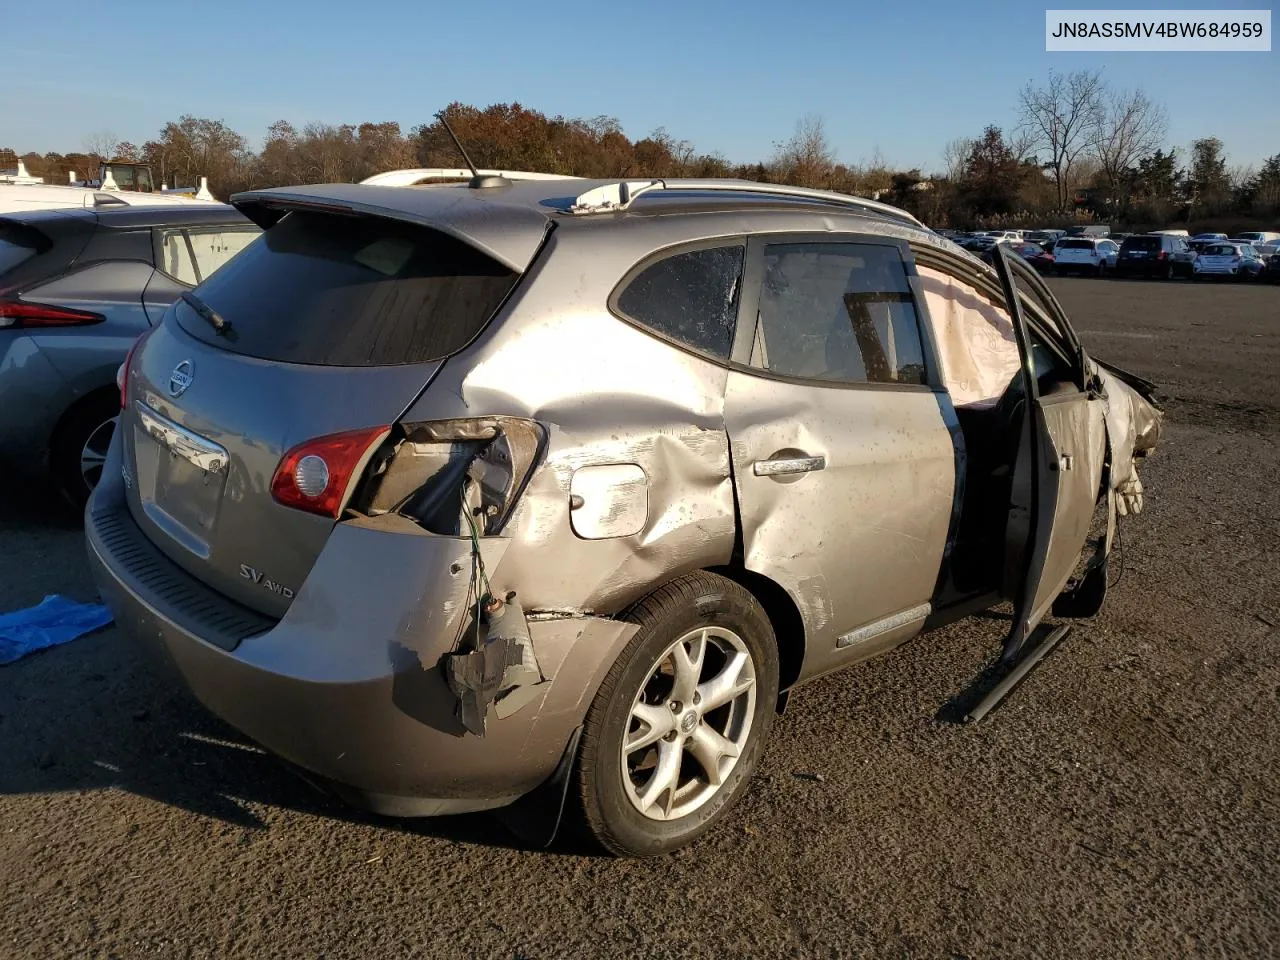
50,393,119,510
575,572,779,857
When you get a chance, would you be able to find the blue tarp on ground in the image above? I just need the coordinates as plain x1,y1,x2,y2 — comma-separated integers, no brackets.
0,595,113,665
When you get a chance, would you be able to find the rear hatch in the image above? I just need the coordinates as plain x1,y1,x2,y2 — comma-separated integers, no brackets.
1054,239,1097,264
1120,236,1161,260
1197,245,1241,272
121,208,526,617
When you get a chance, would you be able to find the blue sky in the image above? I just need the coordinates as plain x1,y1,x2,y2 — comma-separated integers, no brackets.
3,0,1276,170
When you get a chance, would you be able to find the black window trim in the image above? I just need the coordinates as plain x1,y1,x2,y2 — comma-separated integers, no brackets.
606,236,749,367
731,231,942,394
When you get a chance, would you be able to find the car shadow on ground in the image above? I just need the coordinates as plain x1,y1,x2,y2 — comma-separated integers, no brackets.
0,640,598,853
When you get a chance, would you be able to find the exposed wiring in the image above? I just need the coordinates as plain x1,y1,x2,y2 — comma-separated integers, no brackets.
461,480,493,600
450,478,493,654
461,478,493,653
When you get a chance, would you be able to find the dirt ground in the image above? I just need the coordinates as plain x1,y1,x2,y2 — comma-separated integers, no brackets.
1,277,1277,959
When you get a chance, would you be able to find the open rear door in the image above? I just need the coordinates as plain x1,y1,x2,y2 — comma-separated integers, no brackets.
991,245,1106,661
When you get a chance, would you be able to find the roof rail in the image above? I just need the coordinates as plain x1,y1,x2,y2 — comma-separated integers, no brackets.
565,178,923,227
361,168,583,187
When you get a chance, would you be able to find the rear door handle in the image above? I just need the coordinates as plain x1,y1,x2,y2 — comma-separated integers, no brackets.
753,455,826,477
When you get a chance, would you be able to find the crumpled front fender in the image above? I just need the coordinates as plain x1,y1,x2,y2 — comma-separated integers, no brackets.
1095,363,1163,490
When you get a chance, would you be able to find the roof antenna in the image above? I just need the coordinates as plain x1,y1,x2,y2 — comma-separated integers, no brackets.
435,111,509,190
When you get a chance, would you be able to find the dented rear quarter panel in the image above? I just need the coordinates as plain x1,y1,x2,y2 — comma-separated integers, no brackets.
397,224,739,618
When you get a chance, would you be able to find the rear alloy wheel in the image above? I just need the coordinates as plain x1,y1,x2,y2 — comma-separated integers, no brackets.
575,572,778,856
50,394,120,509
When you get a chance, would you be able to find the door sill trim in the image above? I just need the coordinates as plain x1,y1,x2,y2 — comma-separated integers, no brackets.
836,602,932,649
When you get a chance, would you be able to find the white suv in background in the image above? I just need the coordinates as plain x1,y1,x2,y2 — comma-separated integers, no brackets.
1053,237,1119,276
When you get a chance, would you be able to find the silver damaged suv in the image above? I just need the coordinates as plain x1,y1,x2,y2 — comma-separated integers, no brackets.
86,172,1162,856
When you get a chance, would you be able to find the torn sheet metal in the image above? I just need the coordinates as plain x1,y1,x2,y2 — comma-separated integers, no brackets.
1093,362,1164,498
445,593,545,736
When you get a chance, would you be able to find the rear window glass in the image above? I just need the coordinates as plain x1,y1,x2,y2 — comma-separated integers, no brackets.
1057,239,1093,250
0,224,44,278
176,212,519,366
1122,236,1161,251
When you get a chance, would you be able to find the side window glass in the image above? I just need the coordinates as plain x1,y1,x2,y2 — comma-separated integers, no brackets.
186,228,261,280
614,245,743,359
753,241,926,385
158,229,199,285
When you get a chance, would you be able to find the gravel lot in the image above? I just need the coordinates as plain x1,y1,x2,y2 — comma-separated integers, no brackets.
1,278,1277,959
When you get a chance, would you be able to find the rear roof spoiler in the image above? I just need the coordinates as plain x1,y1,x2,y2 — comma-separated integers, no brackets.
360,168,583,186
229,183,552,272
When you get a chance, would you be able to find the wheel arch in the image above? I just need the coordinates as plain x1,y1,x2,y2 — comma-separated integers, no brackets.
705,563,806,698
50,383,120,449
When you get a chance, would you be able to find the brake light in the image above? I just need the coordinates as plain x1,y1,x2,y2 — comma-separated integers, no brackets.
1157,251,1168,261
271,425,390,518
0,300,103,329
117,328,156,410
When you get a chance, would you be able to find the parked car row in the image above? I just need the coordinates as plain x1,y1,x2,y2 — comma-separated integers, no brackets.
949,229,1278,283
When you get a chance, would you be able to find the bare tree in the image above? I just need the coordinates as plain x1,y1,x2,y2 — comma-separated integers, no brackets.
82,129,119,161
941,137,975,182
771,114,835,188
1008,128,1037,165
1093,87,1168,210
1018,69,1107,211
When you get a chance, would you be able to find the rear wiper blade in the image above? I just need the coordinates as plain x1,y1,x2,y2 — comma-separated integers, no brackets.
180,291,232,337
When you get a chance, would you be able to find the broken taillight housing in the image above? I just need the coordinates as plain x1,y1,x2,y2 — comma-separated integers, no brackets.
352,417,547,536
271,425,391,519
0,300,103,329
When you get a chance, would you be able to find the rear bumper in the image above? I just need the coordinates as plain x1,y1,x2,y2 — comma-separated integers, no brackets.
85,439,636,816
1115,260,1167,276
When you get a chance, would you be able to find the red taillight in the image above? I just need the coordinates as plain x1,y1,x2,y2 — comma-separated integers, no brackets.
0,300,103,329
271,426,390,518
117,327,156,410
1157,251,1168,261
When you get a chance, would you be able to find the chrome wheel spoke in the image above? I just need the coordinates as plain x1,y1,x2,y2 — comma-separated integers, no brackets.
669,629,706,705
637,739,682,816
621,624,759,822
697,650,753,712
626,702,675,755
80,417,118,483
686,721,740,786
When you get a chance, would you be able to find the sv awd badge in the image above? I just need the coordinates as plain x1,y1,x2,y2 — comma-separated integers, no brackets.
239,564,295,599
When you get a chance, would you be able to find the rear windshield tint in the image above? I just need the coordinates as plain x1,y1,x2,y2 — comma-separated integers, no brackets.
175,211,520,366
0,223,46,279
1122,236,1161,251
1057,239,1094,250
